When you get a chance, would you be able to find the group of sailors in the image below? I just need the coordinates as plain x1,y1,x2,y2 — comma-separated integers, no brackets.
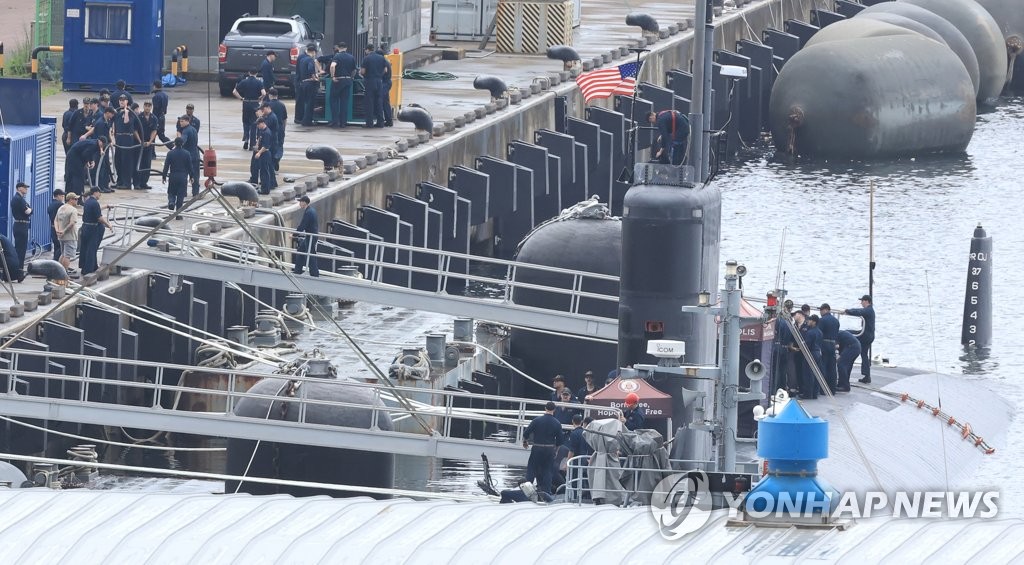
772,295,876,399
255,42,395,131
517,371,648,497
61,80,208,224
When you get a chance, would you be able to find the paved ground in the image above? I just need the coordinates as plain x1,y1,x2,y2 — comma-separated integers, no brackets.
5,0,705,333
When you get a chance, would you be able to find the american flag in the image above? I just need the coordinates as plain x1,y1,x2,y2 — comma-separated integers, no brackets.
575,61,640,103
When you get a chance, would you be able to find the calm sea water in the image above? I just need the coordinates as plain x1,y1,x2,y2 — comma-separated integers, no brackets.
716,96,1024,514
400,97,1024,507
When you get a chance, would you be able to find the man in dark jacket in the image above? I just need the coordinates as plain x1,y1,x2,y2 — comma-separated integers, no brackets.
10,181,32,272
292,195,319,276
841,295,876,384
329,43,356,127
648,110,689,165
65,136,106,196
523,402,562,494
360,45,387,127
162,138,193,212
62,99,79,153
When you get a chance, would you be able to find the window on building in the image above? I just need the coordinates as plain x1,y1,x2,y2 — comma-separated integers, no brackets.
84,3,132,43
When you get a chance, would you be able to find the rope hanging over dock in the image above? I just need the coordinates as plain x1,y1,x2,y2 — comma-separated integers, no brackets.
855,385,997,455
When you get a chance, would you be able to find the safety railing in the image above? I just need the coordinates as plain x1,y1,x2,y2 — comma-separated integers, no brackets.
107,203,621,318
0,347,619,449
562,454,720,505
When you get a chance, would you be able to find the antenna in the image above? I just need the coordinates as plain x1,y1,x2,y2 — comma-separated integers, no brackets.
616,47,649,185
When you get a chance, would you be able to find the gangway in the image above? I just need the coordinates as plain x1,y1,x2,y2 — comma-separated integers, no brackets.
0,348,614,466
102,205,622,340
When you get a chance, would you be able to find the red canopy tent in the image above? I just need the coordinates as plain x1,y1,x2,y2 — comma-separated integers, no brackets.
585,377,673,419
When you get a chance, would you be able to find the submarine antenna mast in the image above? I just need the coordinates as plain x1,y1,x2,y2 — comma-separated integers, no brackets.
689,0,714,183
869,179,875,299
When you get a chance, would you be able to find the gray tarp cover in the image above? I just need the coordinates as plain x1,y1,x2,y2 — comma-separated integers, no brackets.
583,419,672,506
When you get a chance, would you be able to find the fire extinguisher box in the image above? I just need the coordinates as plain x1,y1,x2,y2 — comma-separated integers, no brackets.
62,0,165,94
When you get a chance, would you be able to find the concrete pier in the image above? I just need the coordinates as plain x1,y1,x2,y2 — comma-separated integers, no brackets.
10,0,811,338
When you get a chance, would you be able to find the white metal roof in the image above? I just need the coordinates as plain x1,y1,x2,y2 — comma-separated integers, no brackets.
0,489,1021,564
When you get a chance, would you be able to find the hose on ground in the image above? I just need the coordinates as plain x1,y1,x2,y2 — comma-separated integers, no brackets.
402,69,457,81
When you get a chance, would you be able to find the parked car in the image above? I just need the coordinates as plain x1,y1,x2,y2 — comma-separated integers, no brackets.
218,14,323,97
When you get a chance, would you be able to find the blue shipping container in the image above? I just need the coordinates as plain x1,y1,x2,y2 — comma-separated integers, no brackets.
0,124,58,258
63,0,165,94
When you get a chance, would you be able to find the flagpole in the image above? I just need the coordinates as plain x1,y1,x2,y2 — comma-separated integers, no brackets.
618,48,649,184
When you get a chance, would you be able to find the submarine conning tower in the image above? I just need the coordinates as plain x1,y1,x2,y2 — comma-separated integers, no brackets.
617,163,722,369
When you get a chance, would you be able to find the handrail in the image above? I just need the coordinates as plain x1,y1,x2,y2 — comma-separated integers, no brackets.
0,347,620,445
108,203,621,317
562,454,720,504
110,203,620,283
30,45,63,80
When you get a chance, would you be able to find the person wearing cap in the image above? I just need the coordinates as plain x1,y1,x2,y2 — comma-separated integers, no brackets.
835,330,860,392
62,99,80,153
818,304,840,392
81,108,116,192
66,99,91,156
250,117,276,194
47,189,66,261
293,45,313,124
79,188,112,276
182,103,201,133
577,370,597,403
111,79,133,107
260,51,277,90
65,136,106,196
112,94,142,190
234,68,267,150
255,103,279,156
840,295,875,384
549,375,567,401
620,393,646,430
53,192,80,274
360,45,387,128
10,181,32,272
292,195,320,276
151,80,172,147
376,47,394,127
177,115,201,196
162,138,193,212
522,401,562,494
266,89,287,170
328,42,356,128
135,101,159,190
801,314,826,398
553,388,578,430
297,44,320,126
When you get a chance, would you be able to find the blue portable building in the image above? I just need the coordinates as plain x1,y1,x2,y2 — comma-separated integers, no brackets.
0,78,58,259
62,0,165,94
